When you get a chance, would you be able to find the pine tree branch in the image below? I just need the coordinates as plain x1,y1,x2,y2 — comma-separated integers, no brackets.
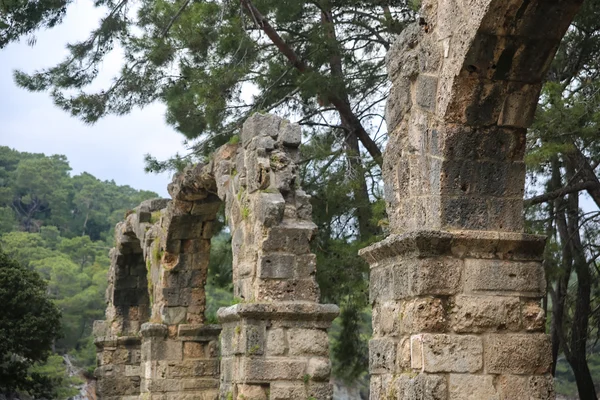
239,0,383,165
565,144,600,209
524,181,594,207
161,0,192,38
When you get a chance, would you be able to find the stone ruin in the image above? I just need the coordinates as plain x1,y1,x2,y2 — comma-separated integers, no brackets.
94,0,585,398
94,114,339,399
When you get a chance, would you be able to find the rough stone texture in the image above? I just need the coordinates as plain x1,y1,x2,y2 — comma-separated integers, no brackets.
360,0,582,397
218,303,337,399
382,0,582,234
95,114,337,399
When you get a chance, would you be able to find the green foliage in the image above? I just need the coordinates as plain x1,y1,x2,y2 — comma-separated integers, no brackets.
9,0,415,163
241,206,250,220
0,248,63,395
0,0,71,48
0,146,158,240
0,147,159,396
208,233,233,290
524,1,600,396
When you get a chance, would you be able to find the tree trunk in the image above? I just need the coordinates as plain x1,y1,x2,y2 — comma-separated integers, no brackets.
566,144,600,208
565,158,598,400
342,124,378,239
318,4,378,239
551,159,572,376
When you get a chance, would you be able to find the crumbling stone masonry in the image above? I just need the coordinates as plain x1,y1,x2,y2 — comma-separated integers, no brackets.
359,0,582,398
93,114,338,400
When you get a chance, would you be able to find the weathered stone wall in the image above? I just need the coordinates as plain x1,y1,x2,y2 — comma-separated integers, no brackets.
361,0,583,398
214,114,338,399
94,114,338,400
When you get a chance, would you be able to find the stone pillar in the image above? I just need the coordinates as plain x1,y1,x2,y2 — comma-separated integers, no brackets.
360,0,583,398
361,231,552,399
95,189,222,399
214,114,339,399
94,321,142,400
219,303,338,400
139,323,220,398
94,220,149,400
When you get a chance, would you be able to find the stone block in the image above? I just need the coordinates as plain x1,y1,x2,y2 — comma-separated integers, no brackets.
463,259,545,296
270,382,306,400
394,373,447,400
166,360,219,378
257,253,296,279
180,378,219,390
449,295,521,333
497,374,555,399
288,328,329,356
239,358,307,382
279,120,302,147
306,382,334,400
295,253,317,278
241,322,266,356
370,257,462,304
410,257,463,296
449,374,499,399
95,375,141,396
522,299,545,331
160,306,187,325
484,333,552,374
125,365,141,377
396,337,411,371
242,113,282,146
441,195,490,230
372,301,401,336
401,297,447,334
142,337,182,362
369,337,396,374
145,378,182,392
266,328,286,356
415,74,438,111
295,190,313,220
255,192,285,227
164,214,205,240
238,384,269,400
370,265,394,304
385,75,413,131
307,358,331,382
499,82,542,128
487,197,525,232
183,341,205,359
411,334,483,373
256,278,320,302
261,221,316,254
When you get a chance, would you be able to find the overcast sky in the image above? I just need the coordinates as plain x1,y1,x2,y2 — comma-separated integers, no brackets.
0,2,187,197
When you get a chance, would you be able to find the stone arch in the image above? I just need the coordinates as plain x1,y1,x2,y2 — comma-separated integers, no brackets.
94,113,338,399
361,0,584,398
383,0,583,233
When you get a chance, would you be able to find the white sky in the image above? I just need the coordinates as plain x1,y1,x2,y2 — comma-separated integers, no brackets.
0,2,187,197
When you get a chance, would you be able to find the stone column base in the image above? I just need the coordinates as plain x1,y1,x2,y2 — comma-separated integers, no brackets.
359,230,554,400
218,302,339,400
140,322,221,399
94,332,142,400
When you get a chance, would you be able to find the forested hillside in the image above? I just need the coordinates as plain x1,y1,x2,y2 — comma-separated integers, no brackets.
0,146,159,397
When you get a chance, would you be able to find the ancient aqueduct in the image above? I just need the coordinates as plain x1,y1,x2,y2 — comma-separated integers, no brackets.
93,0,584,398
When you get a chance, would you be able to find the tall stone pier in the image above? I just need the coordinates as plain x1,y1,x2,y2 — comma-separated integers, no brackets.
215,114,338,400
359,0,582,398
